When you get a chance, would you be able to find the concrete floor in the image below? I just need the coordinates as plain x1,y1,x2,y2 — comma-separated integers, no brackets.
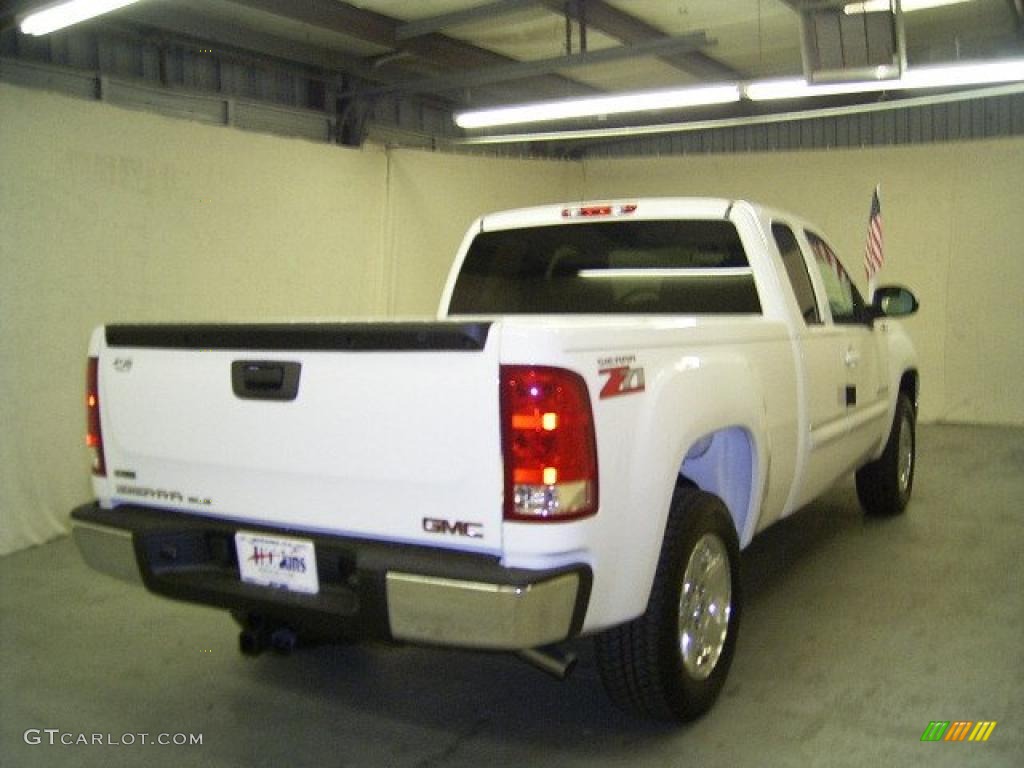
1,424,1021,768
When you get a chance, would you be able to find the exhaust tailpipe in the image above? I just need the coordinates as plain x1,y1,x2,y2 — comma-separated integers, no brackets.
516,645,578,680
270,626,298,655
239,627,269,656
239,614,296,656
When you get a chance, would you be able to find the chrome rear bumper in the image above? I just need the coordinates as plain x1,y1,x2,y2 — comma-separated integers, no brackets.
386,571,580,649
70,503,590,650
71,519,143,586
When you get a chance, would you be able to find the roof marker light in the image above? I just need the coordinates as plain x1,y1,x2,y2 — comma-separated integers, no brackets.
562,203,638,218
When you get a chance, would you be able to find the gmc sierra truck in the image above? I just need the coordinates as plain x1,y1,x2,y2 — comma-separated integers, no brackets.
71,198,919,722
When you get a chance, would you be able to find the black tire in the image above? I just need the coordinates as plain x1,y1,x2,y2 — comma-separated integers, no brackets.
856,393,916,517
594,486,742,722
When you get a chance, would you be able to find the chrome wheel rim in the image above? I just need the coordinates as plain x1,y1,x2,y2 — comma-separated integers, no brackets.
897,413,914,496
678,533,732,681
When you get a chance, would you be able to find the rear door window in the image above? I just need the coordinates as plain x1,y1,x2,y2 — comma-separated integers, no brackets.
771,222,821,325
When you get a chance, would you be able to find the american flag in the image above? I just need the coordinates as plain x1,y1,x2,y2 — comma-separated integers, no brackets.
864,186,884,281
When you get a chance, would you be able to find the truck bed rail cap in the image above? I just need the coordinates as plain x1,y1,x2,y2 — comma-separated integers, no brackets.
104,322,492,352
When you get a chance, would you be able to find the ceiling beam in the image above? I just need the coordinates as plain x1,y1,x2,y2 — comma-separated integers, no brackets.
777,1,851,13
539,0,743,80
395,0,540,41
353,32,711,97
777,1,847,8
234,0,396,47
227,0,597,98
122,4,390,84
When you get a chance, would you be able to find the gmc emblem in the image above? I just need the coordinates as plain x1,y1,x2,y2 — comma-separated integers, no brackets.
422,517,484,539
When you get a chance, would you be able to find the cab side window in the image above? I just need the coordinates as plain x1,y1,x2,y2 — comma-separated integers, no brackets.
771,222,821,325
805,231,866,324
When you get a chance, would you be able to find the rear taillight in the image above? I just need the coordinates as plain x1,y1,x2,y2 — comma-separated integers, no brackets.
500,366,598,522
86,356,106,477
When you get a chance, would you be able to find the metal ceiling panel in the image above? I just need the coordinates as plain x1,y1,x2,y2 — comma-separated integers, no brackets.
352,0,489,22
169,0,393,57
395,0,543,39
434,5,722,91
441,7,626,59
602,0,801,76
564,57,704,90
357,32,710,96
901,0,1022,61
544,0,742,79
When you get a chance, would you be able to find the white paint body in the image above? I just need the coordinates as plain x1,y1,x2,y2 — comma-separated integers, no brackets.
89,198,917,635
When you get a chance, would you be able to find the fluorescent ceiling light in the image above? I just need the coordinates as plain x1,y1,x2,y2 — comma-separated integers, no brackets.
454,84,742,129
745,75,895,101
746,58,1024,100
901,58,1024,88
20,0,142,36
844,0,973,13
451,82,1024,145
456,57,1024,130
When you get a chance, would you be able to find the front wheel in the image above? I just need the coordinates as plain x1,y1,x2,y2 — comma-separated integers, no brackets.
856,393,916,516
594,487,742,721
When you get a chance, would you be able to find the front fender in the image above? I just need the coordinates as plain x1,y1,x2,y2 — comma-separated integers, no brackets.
873,318,919,458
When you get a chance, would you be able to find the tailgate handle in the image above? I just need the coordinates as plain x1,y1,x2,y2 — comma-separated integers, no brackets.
232,361,301,401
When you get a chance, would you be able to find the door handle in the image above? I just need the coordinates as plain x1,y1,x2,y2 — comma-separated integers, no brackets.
242,363,284,390
232,361,301,401
844,348,860,368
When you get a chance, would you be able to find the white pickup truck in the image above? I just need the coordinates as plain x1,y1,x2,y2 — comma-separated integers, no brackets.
72,198,919,721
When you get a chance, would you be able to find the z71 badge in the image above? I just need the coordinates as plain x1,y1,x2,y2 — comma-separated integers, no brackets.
598,355,646,399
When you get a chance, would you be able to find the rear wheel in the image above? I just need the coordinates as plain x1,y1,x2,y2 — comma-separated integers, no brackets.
595,487,741,721
856,394,916,516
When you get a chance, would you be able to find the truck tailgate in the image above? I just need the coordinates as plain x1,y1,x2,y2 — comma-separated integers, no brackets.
96,323,503,554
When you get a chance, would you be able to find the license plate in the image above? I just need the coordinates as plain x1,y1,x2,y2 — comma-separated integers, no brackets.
235,532,319,595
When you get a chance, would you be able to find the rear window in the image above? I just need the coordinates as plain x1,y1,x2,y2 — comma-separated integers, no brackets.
448,219,760,315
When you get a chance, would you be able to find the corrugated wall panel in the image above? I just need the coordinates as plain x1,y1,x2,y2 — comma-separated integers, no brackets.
583,93,1024,157
103,79,226,125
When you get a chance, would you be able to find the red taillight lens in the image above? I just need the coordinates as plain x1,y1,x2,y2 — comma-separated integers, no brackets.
500,366,598,522
86,356,106,477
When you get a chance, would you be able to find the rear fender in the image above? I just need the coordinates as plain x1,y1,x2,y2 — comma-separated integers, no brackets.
588,354,766,631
